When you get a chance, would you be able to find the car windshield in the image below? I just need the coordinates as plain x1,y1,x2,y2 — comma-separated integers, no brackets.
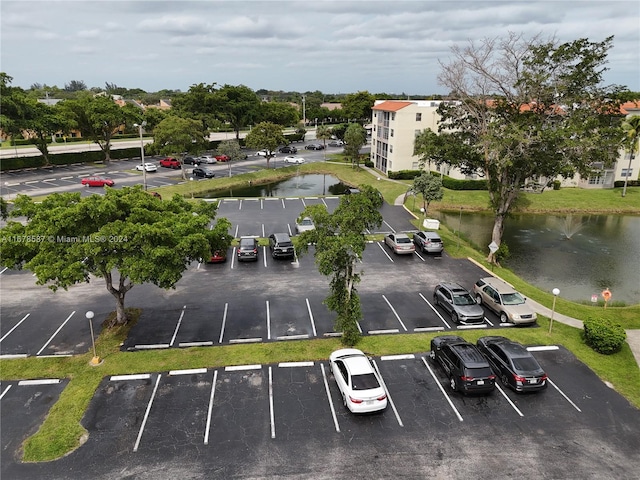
396,237,411,244
511,356,541,372
465,367,493,378
501,292,525,305
240,239,254,248
351,373,380,390
453,293,476,306
280,241,293,247
300,219,313,226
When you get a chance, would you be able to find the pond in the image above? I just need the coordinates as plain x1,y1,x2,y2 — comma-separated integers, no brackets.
199,174,353,198
436,211,640,305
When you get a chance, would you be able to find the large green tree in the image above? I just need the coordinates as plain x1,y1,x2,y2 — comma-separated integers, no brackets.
341,91,375,121
244,121,287,169
343,123,367,168
315,124,332,155
259,101,299,126
216,139,245,177
0,187,229,326
413,172,444,215
215,84,261,140
295,185,383,345
436,33,626,263
21,100,73,166
171,83,220,131
621,115,640,197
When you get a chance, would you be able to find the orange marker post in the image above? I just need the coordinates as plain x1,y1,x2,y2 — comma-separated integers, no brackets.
602,289,612,309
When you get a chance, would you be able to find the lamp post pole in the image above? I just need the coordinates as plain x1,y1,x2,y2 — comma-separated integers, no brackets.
86,310,101,365
134,122,147,190
548,288,560,334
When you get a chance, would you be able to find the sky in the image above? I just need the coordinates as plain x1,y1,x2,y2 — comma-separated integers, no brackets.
1,0,639,95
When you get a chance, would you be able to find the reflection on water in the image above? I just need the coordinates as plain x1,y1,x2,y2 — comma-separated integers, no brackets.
436,211,640,305
199,174,351,198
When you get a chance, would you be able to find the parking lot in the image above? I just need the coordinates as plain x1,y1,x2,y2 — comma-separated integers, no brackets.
2,347,639,479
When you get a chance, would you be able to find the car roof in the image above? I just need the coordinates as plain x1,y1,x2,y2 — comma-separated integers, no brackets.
448,343,488,365
394,233,411,239
420,231,441,238
438,282,467,292
331,349,373,375
478,277,517,294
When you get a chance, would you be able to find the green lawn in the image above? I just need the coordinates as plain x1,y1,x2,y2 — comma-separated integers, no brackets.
1,162,639,462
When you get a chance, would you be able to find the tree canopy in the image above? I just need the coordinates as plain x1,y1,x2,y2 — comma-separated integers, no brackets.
244,121,287,168
215,84,261,139
0,187,229,326
295,185,383,345
435,33,626,263
343,123,367,168
341,91,375,121
412,172,444,215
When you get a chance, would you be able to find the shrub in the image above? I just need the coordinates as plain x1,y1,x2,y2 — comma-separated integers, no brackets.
553,180,561,190
613,180,639,188
583,317,626,354
441,176,488,191
388,170,422,180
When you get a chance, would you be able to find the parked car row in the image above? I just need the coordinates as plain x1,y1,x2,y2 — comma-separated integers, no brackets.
206,232,296,265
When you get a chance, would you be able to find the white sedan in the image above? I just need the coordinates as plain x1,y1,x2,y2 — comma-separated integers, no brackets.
254,149,275,157
135,163,158,172
283,156,306,164
329,348,388,413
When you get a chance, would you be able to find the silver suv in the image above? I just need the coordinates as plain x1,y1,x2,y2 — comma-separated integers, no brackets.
433,282,485,325
268,233,295,259
473,277,537,325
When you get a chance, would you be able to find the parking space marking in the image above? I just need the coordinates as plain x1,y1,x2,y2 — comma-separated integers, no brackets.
225,364,262,371
278,361,315,367
262,223,266,237
499,323,515,328
382,220,396,233
18,379,61,386
111,374,151,381
369,328,400,334
169,368,208,375
376,242,394,262
323,332,343,337
218,303,229,343
276,334,309,340
321,363,340,432
381,354,416,361
0,313,30,343
229,338,262,344
372,360,403,427
169,306,187,347
0,354,28,359
414,326,445,332
356,321,363,333
204,370,218,445
0,384,12,399
414,251,426,262
266,300,271,340
234,225,239,237
179,341,214,347
495,384,524,417
548,378,582,412
60,176,73,180
134,343,170,349
382,295,408,331
269,366,276,438
419,293,451,329
238,199,243,210
281,198,286,208
0,266,8,275
36,311,75,356
287,223,292,236
321,198,328,207
527,345,560,352
305,298,318,337
133,374,161,452
25,180,39,185
484,317,494,326
421,356,464,422
263,246,268,267
457,324,488,330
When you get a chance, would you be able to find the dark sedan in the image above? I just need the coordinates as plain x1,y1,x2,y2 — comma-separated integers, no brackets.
182,156,201,165
191,167,215,179
476,336,548,392
279,145,297,154
304,143,325,150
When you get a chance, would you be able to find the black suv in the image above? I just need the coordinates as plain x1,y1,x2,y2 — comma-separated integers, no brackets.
237,236,259,262
430,335,496,394
279,145,297,154
268,233,295,259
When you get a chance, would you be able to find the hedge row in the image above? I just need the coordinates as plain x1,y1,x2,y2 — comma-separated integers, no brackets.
583,317,627,354
386,170,489,191
0,147,142,171
613,180,639,188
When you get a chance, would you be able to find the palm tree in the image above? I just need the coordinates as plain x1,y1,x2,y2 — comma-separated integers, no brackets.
621,115,640,197
315,124,332,161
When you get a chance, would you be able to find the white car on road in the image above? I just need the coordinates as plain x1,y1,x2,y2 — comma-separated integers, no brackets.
283,156,305,164
329,348,388,413
254,150,275,157
135,163,158,172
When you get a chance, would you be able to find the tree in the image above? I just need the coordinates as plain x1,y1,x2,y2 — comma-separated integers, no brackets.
21,100,72,166
341,91,375,121
412,172,444,215
295,185,383,345
244,121,287,169
215,84,261,140
259,101,299,126
343,123,367,168
413,128,470,173
60,94,136,163
216,139,244,177
171,83,220,132
315,124,332,156
0,197,8,220
64,80,87,92
436,33,625,263
621,115,640,197
142,107,168,133
0,73,27,147
0,187,229,326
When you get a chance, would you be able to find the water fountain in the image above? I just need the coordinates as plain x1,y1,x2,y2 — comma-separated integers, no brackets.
560,214,584,239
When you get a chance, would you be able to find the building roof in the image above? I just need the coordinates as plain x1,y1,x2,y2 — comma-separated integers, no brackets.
621,101,640,115
372,100,414,112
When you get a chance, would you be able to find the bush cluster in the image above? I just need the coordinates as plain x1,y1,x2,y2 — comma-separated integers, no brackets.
583,317,627,354
388,170,422,180
613,180,639,188
0,147,141,171
441,176,488,191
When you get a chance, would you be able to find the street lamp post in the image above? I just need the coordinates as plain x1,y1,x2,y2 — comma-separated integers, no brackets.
548,288,560,334
86,310,101,365
134,121,147,190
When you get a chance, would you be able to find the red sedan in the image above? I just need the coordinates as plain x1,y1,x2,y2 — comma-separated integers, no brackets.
159,157,181,169
215,155,230,162
81,176,115,187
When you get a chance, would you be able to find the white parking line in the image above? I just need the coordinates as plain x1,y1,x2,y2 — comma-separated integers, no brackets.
18,379,61,386
0,266,8,274
279,361,315,367
263,246,268,267
414,326,445,332
169,368,207,375
281,198,286,208
372,359,403,426
0,384,12,399
266,300,271,340
305,298,318,337
217,303,229,344
179,341,214,347
382,295,408,331
356,321,363,333
133,374,161,452
376,242,394,262
484,317,494,326
269,366,275,439
169,306,186,347
36,311,75,356
321,363,340,432
421,356,464,422
382,220,396,233
262,223,265,238
204,370,218,445
134,344,170,349
60,176,73,180
0,313,30,343
25,180,39,184
369,329,399,334
287,223,292,236
419,293,451,329
381,354,416,361
110,374,151,381
234,225,239,238
0,354,28,359
548,378,582,412
526,345,560,352
239,199,243,210
495,383,524,417
321,198,328,207
301,198,307,206
276,334,309,340
42,178,57,182
323,332,343,337
457,324,488,330
229,338,262,344
225,364,262,371
230,247,236,269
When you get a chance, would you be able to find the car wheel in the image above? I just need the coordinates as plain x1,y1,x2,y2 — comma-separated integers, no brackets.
475,294,483,306
449,376,457,391
451,312,459,324
500,312,508,324
433,294,439,306
501,374,509,387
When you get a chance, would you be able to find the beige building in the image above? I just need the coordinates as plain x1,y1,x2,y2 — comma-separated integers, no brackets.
370,99,640,189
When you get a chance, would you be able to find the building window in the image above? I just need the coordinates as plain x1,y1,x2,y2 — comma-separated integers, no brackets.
391,113,395,121
588,175,603,185
389,145,393,153
415,130,421,137
416,113,422,121
390,129,394,137
621,169,634,177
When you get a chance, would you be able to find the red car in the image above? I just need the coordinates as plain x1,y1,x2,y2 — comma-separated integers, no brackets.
159,157,181,169
81,176,115,187
215,155,230,162
207,250,227,263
